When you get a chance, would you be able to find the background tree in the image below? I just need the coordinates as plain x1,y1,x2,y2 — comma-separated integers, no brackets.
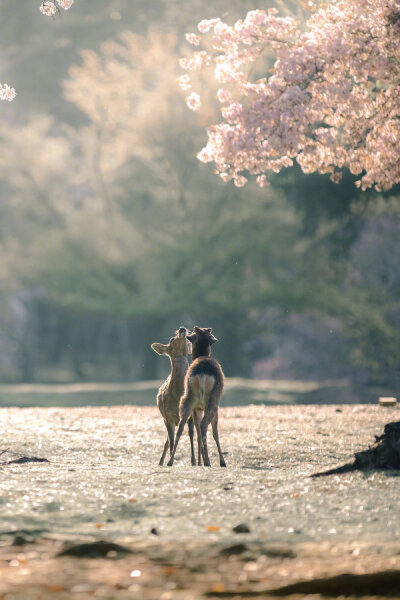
181,0,400,191
0,0,398,390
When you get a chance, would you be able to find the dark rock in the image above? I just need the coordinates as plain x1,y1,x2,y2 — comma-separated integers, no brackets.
262,545,296,559
12,534,32,546
233,523,251,534
150,528,158,536
220,543,248,557
57,540,132,559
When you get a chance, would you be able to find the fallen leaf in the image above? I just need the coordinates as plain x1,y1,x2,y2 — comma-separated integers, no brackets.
46,585,65,592
206,525,220,532
211,583,226,593
95,523,103,529
163,566,177,575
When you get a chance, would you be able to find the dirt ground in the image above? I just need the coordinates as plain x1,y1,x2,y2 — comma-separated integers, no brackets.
2,536,400,599
1,404,399,599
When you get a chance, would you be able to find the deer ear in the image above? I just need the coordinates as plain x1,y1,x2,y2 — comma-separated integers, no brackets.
209,334,218,344
151,342,168,355
206,328,212,333
193,326,200,333
187,333,196,343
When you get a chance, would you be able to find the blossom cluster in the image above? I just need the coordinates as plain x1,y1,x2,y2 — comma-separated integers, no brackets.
40,0,74,17
182,1,400,190
0,84,16,102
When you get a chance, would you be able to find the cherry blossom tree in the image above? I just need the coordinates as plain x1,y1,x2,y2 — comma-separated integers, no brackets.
181,0,400,191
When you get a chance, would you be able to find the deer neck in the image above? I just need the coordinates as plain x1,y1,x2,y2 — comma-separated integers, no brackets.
191,341,211,360
170,355,189,383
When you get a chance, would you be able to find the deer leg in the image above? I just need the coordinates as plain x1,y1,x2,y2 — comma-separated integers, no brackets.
159,421,174,466
188,417,196,466
211,411,226,467
193,409,204,466
167,412,189,467
200,408,216,467
167,391,194,467
167,422,175,456
159,437,169,466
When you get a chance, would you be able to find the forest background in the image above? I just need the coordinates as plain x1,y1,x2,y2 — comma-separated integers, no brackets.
0,0,398,390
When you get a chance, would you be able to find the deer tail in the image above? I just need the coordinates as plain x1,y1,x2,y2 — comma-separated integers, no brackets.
190,374,215,399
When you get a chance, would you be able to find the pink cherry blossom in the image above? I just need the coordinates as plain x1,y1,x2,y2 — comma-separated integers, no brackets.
40,1,57,16
216,88,232,103
0,84,16,102
234,174,248,187
178,74,192,91
197,147,213,163
182,0,400,191
198,19,221,34
185,33,201,46
256,174,269,187
40,0,74,16
57,0,74,8
186,92,201,111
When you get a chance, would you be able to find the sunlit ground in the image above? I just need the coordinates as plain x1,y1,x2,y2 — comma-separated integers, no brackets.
1,404,398,542
1,403,399,598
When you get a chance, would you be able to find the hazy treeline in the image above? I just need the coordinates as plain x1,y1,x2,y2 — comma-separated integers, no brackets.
0,0,399,385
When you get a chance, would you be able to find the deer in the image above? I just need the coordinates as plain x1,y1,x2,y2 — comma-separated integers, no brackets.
167,326,226,467
151,327,197,466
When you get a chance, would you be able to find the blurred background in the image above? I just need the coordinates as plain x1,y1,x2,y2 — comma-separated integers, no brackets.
0,0,398,404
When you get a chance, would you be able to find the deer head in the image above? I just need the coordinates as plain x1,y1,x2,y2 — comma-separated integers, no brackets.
187,327,218,360
187,326,218,345
151,326,189,359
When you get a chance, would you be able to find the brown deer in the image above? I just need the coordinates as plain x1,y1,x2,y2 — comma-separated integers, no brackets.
167,326,226,467
151,327,196,466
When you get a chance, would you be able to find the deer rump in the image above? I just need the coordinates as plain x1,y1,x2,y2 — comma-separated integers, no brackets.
188,374,215,410
181,357,223,413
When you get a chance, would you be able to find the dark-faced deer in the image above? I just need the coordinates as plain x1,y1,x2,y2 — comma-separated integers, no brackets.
151,327,196,466
167,326,226,467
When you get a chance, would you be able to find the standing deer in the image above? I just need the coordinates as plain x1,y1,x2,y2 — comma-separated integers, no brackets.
167,326,226,467
151,327,196,466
